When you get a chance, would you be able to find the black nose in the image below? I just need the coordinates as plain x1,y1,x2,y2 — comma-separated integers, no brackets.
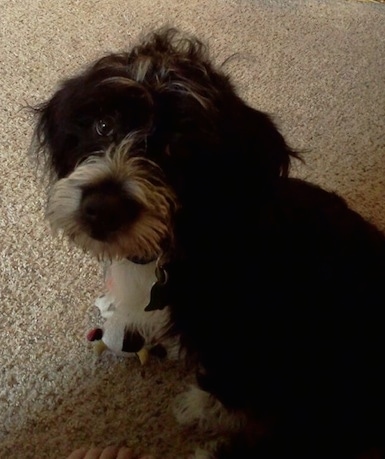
80,182,140,240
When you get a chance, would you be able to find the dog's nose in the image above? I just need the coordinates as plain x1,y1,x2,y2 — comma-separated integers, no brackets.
80,184,140,240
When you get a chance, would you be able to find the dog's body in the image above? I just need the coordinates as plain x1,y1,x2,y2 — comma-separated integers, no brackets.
31,29,385,458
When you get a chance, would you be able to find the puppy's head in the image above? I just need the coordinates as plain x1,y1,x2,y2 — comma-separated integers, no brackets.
31,28,297,262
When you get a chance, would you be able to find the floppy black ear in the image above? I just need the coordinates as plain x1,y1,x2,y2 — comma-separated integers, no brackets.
33,77,80,148
232,101,299,182
29,96,56,177
30,74,94,178
30,86,73,177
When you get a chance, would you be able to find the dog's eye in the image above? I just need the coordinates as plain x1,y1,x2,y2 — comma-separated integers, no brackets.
94,117,115,137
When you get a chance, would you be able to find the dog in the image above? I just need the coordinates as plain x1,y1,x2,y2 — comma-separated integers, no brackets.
30,28,385,458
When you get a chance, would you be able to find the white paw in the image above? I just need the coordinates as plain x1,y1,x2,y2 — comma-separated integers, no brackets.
94,293,116,318
161,336,181,360
173,386,220,431
173,386,245,433
189,447,216,459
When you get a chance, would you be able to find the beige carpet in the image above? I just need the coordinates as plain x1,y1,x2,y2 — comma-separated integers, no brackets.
1,1,384,458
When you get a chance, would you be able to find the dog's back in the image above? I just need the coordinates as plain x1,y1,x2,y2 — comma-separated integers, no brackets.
168,177,385,458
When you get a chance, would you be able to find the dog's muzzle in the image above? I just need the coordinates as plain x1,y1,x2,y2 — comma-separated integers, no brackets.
80,181,141,241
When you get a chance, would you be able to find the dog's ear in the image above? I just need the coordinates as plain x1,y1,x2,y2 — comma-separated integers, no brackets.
232,101,299,182
34,93,60,147
152,86,298,186
30,85,80,180
29,90,62,177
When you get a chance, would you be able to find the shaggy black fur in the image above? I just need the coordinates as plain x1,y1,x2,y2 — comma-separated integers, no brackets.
31,29,385,458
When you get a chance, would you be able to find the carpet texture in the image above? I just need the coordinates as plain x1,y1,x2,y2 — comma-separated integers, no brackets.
1,1,384,458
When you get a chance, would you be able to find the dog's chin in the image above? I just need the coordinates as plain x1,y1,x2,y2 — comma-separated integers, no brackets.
88,231,158,264
51,218,162,262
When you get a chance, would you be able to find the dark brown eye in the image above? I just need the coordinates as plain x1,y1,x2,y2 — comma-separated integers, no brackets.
94,116,115,136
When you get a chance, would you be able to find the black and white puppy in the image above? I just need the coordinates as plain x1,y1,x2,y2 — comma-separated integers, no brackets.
31,28,385,459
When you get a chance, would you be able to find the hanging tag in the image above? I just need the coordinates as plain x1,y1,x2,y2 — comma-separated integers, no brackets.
145,265,169,311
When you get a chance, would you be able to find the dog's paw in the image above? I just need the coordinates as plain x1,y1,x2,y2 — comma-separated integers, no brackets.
188,447,216,459
173,386,207,428
173,386,244,433
94,293,116,318
160,336,181,361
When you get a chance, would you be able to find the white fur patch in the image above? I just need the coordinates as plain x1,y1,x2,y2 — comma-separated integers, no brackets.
173,385,245,433
94,293,116,318
189,448,216,459
100,259,179,357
